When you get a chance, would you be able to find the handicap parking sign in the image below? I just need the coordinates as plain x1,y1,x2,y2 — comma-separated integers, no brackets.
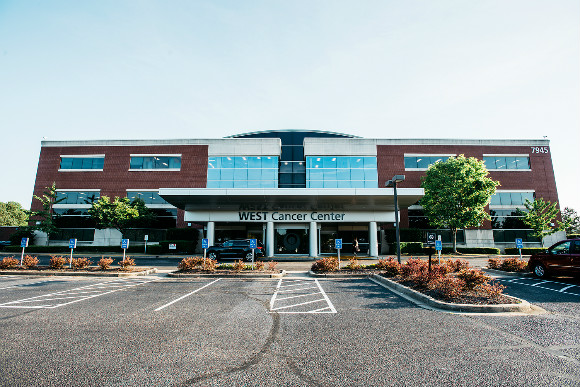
69,238,77,249
515,238,523,249
202,238,209,249
435,240,442,251
335,239,342,249
20,237,29,248
121,239,129,249
249,239,257,249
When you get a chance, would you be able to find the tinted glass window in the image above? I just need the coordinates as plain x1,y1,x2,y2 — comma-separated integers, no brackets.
207,156,279,188
306,156,377,188
130,156,181,170
484,156,530,170
60,157,105,170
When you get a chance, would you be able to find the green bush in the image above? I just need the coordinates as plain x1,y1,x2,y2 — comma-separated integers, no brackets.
440,247,500,254
504,248,546,255
166,228,199,241
388,242,424,254
384,228,423,243
145,244,163,255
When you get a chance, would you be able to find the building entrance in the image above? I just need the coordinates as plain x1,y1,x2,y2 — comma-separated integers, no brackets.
274,225,309,255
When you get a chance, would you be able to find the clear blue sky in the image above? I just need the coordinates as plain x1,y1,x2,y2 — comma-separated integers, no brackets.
0,0,578,210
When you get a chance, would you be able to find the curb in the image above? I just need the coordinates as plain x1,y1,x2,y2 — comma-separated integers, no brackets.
369,274,543,314
483,268,533,277
167,270,286,278
0,268,158,277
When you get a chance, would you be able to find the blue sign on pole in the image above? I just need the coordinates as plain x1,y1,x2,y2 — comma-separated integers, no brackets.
20,237,29,248
202,238,209,249
249,239,257,249
69,238,77,249
435,240,442,251
121,239,130,249
335,239,342,249
515,238,523,249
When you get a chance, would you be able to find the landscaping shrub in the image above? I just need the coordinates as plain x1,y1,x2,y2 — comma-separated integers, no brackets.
267,261,278,271
22,255,39,269
428,276,465,300
233,260,246,272
49,255,67,269
0,256,19,269
500,257,528,272
346,258,362,270
178,257,203,270
400,258,428,280
311,257,339,272
479,281,506,300
487,257,501,270
218,263,234,270
457,269,491,290
98,257,114,270
255,261,265,271
444,259,470,273
71,257,93,270
376,258,401,277
118,257,135,270
201,258,217,272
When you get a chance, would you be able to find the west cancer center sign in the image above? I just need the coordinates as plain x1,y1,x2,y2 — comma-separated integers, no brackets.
185,211,396,223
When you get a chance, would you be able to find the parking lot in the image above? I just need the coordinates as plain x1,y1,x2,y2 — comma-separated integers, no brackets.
1,273,579,386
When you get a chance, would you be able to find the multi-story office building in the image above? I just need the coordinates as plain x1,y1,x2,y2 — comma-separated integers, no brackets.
31,130,563,255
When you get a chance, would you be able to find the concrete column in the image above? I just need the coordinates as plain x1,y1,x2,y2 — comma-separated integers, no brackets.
309,221,318,258
266,221,274,257
207,222,215,247
369,221,378,257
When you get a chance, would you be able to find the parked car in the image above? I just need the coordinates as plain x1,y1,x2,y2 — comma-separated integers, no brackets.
528,239,580,278
207,239,264,261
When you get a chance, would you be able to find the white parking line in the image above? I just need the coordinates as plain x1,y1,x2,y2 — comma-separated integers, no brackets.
0,279,59,291
154,279,220,311
270,278,336,314
0,278,157,309
501,278,580,297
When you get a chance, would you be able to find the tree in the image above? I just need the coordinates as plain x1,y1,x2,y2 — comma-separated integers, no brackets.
0,201,28,226
27,183,63,244
522,198,565,246
421,155,500,253
88,196,140,237
562,207,580,235
127,198,157,228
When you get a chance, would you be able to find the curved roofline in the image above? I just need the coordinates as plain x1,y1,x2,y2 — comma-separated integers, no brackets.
226,129,361,138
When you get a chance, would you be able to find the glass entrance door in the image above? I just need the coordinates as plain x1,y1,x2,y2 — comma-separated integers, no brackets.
275,227,309,254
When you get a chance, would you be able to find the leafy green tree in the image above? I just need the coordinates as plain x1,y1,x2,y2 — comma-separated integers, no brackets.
128,198,157,228
562,207,580,235
27,183,63,244
88,196,140,237
0,201,28,226
421,155,500,253
522,198,565,246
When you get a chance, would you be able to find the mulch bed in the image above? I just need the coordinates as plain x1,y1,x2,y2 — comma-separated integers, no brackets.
0,266,138,273
391,276,518,305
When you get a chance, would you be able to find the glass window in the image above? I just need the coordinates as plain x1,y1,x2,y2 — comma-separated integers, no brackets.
416,157,430,169
207,169,220,180
516,156,529,169
221,157,234,168
483,157,495,169
306,156,377,188
234,157,248,168
129,156,181,170
247,169,261,180
56,191,100,204
60,157,105,170
206,156,279,188
486,156,530,170
364,157,377,169
404,157,416,169
248,157,261,169
323,157,337,169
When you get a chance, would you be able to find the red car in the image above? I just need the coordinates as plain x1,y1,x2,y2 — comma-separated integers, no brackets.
528,239,580,278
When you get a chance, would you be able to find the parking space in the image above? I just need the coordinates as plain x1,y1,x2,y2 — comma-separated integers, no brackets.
1,274,580,386
498,277,580,297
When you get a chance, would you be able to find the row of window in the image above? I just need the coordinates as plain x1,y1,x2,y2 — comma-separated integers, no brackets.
403,155,531,170
55,191,170,205
490,192,534,206
59,156,182,170
307,156,377,169
208,156,278,169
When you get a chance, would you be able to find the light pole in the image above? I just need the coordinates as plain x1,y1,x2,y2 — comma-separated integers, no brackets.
386,175,405,263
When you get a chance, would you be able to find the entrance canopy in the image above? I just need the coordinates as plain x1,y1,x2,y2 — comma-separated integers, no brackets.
158,188,424,212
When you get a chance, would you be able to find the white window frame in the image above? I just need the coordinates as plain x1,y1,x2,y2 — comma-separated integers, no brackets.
58,154,105,172
483,154,531,172
128,154,182,171
404,154,456,171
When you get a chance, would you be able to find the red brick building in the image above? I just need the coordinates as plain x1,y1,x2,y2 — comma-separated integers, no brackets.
30,130,563,255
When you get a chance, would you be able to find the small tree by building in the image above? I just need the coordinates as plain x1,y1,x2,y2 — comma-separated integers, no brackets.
88,196,157,240
27,183,63,245
421,155,500,253
562,207,580,236
522,198,565,246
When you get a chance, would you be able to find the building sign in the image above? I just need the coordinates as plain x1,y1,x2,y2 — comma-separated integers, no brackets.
185,210,396,223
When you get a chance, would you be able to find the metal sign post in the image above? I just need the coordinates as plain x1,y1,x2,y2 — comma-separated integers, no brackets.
249,239,257,270
68,238,77,268
20,237,29,266
515,238,523,260
121,239,129,263
144,234,148,254
335,239,342,269
202,238,209,259
426,232,436,271
435,238,442,263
